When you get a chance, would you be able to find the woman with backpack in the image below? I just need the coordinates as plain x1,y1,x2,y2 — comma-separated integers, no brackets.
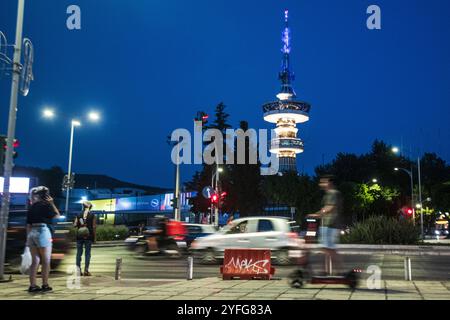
74,201,96,276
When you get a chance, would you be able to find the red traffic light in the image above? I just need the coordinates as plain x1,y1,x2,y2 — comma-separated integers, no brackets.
401,207,413,217
220,192,227,197
3,139,19,149
211,194,218,203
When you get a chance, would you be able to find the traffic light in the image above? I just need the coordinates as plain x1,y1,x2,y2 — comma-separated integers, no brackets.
219,192,227,206
0,136,5,167
171,197,178,209
400,207,413,219
211,194,218,204
195,111,209,125
0,135,19,168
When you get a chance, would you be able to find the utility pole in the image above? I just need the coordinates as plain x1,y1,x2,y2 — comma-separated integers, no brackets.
168,135,181,221
214,164,219,227
418,157,424,240
64,121,77,216
0,0,26,281
174,143,181,221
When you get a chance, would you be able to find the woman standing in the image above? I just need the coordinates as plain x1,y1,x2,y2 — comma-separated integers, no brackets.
26,186,60,293
74,201,96,276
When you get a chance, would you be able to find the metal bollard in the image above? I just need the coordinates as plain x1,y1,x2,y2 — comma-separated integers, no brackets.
324,255,333,276
404,257,412,281
187,256,194,280
115,258,122,280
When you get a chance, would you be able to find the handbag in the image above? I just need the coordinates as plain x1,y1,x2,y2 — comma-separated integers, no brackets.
77,226,90,239
77,216,91,239
20,246,32,275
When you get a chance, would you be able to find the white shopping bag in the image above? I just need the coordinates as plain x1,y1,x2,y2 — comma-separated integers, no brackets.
20,246,32,275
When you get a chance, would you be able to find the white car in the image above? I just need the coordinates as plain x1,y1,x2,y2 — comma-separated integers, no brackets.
190,216,301,265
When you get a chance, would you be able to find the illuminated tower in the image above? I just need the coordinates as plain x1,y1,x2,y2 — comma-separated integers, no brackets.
262,10,311,173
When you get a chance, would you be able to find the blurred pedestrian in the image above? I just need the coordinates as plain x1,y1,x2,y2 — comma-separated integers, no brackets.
26,186,60,293
308,175,343,275
74,201,96,276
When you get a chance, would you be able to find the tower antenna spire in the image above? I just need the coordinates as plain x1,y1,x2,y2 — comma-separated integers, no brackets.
277,9,296,101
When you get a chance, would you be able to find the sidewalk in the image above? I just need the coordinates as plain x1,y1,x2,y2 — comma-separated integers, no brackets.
1,275,449,300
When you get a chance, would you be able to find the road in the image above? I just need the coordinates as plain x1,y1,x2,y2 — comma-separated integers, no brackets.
55,246,450,281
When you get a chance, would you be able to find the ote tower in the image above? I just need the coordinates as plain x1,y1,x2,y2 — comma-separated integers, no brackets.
262,10,311,173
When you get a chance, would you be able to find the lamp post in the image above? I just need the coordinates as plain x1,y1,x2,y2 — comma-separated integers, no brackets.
43,110,100,216
392,146,424,239
167,135,181,221
394,167,415,224
417,157,423,239
65,119,81,215
211,166,223,226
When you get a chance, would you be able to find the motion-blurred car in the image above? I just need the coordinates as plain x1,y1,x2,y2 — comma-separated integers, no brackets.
6,210,72,272
190,216,301,265
184,223,216,247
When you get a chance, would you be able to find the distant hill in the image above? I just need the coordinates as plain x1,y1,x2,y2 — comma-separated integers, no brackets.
12,166,170,196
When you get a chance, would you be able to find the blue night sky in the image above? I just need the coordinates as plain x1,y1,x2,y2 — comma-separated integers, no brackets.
1,0,449,188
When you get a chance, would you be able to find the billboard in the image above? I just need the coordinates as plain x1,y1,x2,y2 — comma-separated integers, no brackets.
0,177,30,194
91,198,116,212
90,192,197,213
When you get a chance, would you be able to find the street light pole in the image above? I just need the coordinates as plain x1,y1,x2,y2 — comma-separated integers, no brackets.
215,164,220,227
64,120,77,215
395,167,415,225
417,157,424,240
0,0,25,281
174,142,181,221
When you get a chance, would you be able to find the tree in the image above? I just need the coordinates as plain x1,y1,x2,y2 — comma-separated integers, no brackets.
186,102,234,216
227,121,263,216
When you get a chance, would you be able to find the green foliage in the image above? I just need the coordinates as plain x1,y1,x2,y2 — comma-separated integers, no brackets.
261,173,321,223
69,225,129,242
95,225,129,241
341,216,420,244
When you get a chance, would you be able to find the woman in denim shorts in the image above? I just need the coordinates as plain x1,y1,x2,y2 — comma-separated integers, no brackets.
26,187,60,293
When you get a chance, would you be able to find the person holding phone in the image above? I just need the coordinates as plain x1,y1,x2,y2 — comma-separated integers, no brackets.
26,186,60,293
74,201,96,276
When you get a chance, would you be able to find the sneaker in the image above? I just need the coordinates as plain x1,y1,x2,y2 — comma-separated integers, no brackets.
83,271,92,276
41,285,53,292
28,285,41,293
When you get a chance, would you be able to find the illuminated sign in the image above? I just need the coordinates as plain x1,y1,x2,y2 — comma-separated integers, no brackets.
0,177,30,194
90,199,116,212
89,192,196,213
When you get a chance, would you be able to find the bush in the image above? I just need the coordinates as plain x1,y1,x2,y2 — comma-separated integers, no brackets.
341,216,420,245
68,225,129,242
95,225,129,241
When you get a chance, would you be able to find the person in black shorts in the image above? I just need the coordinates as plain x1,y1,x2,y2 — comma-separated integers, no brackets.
26,186,60,293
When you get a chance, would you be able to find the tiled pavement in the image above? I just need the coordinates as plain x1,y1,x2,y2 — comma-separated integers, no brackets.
1,275,449,300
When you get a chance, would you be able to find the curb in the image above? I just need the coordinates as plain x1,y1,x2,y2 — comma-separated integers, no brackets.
69,241,127,248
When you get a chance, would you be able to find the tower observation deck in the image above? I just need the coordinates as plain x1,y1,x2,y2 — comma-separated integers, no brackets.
262,10,311,173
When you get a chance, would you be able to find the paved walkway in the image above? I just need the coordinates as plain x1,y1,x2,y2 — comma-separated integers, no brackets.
1,275,449,300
